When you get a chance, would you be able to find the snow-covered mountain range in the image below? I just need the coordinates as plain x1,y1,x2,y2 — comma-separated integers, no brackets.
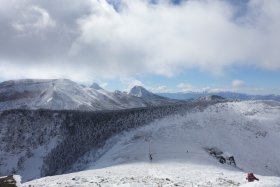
1,79,280,186
159,91,280,101
0,79,177,111
1,100,280,186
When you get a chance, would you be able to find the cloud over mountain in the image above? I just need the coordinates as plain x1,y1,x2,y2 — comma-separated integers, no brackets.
0,0,280,81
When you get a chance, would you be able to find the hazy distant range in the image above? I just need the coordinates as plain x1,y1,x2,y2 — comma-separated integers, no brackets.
158,91,280,101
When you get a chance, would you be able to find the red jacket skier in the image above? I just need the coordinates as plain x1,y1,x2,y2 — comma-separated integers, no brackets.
246,172,259,182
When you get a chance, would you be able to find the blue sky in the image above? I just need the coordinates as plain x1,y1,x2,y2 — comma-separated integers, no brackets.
0,0,280,94
97,66,280,94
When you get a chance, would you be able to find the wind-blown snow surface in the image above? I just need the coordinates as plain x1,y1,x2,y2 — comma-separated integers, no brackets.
23,101,280,187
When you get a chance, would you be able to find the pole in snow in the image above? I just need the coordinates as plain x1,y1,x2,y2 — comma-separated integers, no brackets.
149,139,152,161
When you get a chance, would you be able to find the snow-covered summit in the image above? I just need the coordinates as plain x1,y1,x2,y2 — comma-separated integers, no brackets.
129,85,167,100
0,79,100,111
90,83,103,90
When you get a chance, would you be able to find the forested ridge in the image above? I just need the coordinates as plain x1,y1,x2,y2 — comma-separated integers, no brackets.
0,100,222,179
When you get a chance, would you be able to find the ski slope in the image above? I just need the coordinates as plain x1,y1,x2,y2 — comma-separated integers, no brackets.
23,101,280,186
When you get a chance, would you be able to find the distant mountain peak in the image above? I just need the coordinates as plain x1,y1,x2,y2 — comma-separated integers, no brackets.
129,85,168,100
129,85,150,97
90,83,103,90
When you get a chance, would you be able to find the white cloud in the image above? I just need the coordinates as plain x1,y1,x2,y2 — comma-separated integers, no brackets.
31,6,56,29
150,85,171,93
124,79,144,91
177,84,230,93
0,62,94,83
69,0,280,78
0,0,280,81
205,87,229,93
232,79,246,88
100,82,108,88
12,5,56,34
177,83,193,92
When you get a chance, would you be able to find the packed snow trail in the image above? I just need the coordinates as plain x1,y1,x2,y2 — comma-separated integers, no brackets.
23,101,280,186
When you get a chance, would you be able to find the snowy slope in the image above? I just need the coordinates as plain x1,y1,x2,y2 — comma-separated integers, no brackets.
22,100,280,186
0,79,172,111
2,102,197,182
0,110,64,181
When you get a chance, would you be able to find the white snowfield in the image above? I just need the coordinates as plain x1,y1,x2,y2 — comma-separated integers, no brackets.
22,101,280,187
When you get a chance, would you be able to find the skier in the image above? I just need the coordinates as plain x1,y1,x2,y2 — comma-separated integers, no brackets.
149,154,153,161
246,172,259,182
